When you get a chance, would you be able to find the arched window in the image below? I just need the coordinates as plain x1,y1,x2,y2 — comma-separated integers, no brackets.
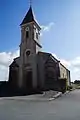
26,27,29,38
36,32,38,39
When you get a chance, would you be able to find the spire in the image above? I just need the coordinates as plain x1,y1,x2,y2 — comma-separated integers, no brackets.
20,6,34,25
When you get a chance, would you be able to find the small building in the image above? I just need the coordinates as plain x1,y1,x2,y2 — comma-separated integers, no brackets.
59,63,71,85
7,6,71,95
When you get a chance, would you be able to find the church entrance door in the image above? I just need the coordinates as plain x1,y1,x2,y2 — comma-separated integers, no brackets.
26,71,33,92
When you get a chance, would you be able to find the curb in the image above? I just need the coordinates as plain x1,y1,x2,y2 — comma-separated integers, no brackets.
1,97,55,102
53,92,62,99
62,91,71,96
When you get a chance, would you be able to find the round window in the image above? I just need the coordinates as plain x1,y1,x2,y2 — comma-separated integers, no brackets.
26,27,29,31
26,50,30,56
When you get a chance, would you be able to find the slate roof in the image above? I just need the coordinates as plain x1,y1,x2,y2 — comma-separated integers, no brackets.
9,57,20,68
20,6,35,25
38,52,59,63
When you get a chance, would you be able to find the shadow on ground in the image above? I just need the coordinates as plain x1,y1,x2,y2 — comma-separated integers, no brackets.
0,82,43,97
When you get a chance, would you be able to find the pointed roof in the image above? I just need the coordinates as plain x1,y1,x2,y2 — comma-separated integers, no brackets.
20,6,35,25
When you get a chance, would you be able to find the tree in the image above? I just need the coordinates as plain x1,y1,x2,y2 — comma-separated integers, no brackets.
74,80,80,84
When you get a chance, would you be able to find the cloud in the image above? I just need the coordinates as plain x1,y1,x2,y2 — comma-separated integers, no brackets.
69,57,80,81
60,59,71,68
40,22,54,36
71,57,80,68
0,50,19,81
41,22,54,32
52,53,70,68
0,50,19,67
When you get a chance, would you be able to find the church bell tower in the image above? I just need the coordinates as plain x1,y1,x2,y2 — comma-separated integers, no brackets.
20,6,42,65
19,6,42,89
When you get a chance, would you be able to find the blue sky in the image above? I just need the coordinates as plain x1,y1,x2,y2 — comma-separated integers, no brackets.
0,0,80,81
0,0,80,58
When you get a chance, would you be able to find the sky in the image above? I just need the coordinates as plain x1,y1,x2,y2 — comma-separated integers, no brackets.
0,0,80,81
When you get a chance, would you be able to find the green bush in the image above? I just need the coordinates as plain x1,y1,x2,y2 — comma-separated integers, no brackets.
76,86,80,89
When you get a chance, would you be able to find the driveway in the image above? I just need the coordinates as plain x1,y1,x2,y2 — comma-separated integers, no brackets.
0,89,80,120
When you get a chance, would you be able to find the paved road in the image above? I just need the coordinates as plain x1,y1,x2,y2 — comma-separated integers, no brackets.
0,89,80,120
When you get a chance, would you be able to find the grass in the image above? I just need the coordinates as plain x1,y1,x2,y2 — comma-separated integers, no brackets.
71,83,80,89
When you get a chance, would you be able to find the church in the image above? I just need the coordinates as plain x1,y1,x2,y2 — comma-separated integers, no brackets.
7,6,71,95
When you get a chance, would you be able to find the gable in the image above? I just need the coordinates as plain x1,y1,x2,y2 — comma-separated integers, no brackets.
10,57,20,68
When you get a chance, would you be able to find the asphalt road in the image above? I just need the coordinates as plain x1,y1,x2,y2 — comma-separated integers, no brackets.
0,89,80,120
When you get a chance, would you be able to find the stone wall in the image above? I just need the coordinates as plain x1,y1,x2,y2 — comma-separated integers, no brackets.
59,63,71,86
44,55,59,90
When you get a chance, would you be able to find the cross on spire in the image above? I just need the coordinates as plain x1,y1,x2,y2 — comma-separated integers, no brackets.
30,0,32,7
